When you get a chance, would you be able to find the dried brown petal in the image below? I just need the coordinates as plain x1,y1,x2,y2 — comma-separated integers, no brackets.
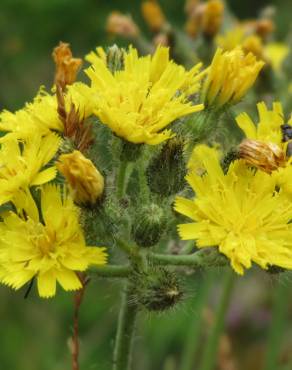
239,139,286,173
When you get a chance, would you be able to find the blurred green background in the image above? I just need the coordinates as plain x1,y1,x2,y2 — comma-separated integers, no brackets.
1,0,292,110
1,1,292,370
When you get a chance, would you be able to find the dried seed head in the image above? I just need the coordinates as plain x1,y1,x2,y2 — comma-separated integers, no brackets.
239,139,286,173
53,42,82,89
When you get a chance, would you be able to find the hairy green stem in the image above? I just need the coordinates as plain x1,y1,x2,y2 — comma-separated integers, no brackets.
180,272,214,370
117,161,128,198
149,249,227,268
92,265,131,278
180,241,196,255
113,283,138,370
198,269,235,370
263,279,289,370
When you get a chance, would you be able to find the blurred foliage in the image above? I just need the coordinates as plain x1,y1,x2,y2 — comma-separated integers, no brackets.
1,1,292,370
1,0,292,109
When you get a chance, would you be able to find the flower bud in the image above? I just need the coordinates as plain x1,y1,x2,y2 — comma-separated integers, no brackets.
132,267,183,312
239,139,286,173
141,1,166,32
202,48,264,109
57,150,104,206
147,137,186,196
242,35,264,60
132,203,166,248
255,19,274,39
106,45,124,72
106,12,140,38
52,42,82,89
202,0,224,38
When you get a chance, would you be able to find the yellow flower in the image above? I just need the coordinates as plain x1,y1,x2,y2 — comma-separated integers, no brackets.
242,35,264,60
0,134,60,210
265,43,289,73
202,48,264,108
174,145,292,274
216,26,245,51
85,46,204,145
0,184,107,298
0,83,93,142
57,150,104,206
235,102,284,146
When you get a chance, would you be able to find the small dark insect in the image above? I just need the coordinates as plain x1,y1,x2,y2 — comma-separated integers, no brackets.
281,123,292,157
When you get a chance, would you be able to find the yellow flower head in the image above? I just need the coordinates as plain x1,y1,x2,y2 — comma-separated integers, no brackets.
242,35,264,60
57,150,104,206
174,145,292,274
0,134,60,208
216,26,245,51
85,46,204,145
0,83,93,143
264,42,289,73
236,102,284,146
0,185,107,298
202,48,264,108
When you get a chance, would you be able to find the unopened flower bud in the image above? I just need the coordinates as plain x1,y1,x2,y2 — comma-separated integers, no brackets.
239,139,286,173
202,0,224,38
132,203,166,248
106,12,140,38
57,150,104,206
141,1,166,32
147,137,186,196
184,0,200,17
132,267,183,312
52,42,82,89
255,19,275,39
242,35,264,60
106,45,124,72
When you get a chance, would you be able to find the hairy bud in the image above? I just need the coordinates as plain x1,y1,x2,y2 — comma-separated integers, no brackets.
132,267,183,312
57,150,104,206
239,139,286,173
106,45,124,72
132,203,166,248
147,137,186,196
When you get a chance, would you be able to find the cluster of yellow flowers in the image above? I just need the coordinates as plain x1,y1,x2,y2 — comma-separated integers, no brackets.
0,38,291,298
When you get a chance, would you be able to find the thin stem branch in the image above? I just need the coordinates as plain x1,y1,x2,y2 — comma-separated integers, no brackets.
180,272,214,370
263,279,289,370
72,275,89,370
117,161,128,198
198,269,235,370
149,249,227,268
113,283,138,370
92,265,131,278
